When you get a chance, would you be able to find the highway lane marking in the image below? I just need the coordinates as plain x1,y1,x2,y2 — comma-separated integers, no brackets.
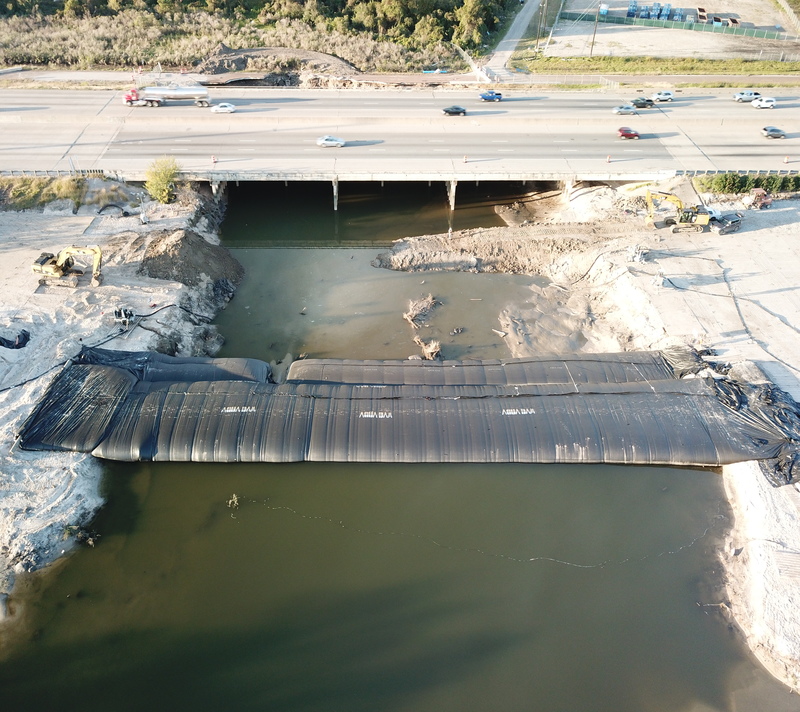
496,149,515,152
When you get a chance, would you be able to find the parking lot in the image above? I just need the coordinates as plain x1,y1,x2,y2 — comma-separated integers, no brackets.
545,0,800,58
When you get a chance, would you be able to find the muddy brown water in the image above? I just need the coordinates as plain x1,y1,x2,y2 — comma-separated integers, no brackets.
0,182,797,712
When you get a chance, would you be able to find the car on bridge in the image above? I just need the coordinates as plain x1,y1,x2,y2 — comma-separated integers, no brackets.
316,135,346,148
612,105,638,115
762,126,786,139
210,103,236,114
752,97,776,109
651,90,675,102
442,105,467,116
617,127,640,140
733,90,761,103
479,91,502,102
630,97,656,109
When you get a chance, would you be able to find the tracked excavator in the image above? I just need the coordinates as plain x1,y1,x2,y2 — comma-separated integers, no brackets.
644,191,713,233
32,245,103,287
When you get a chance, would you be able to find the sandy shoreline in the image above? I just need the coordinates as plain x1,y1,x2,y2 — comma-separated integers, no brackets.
1,178,800,693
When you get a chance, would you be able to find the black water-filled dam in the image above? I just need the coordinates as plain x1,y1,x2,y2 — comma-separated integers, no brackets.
17,346,800,483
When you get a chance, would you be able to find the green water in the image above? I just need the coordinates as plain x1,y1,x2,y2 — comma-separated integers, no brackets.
1,182,797,712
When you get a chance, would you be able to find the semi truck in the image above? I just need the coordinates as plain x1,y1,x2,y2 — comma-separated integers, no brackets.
123,85,210,107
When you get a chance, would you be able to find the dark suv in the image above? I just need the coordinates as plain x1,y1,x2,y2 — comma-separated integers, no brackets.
710,213,743,235
631,97,656,109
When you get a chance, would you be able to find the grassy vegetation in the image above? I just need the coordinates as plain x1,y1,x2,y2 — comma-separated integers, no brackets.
508,53,800,75
0,176,86,210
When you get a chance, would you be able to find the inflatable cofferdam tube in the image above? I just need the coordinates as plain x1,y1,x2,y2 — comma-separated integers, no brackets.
16,347,800,480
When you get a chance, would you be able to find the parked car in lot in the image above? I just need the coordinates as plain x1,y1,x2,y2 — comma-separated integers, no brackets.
612,105,638,115
762,126,786,139
479,90,502,102
631,97,656,109
316,135,346,148
752,97,776,109
733,90,761,103
617,127,640,140
651,90,675,102
710,213,743,235
210,102,236,113
442,105,467,116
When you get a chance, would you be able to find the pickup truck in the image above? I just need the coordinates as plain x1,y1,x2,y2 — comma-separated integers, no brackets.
479,90,502,102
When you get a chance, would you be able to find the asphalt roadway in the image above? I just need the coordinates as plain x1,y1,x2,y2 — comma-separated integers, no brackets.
1,82,800,178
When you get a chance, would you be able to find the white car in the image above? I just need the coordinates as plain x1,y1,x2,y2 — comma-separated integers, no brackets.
733,90,761,103
316,135,346,148
651,90,675,102
612,105,638,115
210,103,236,113
752,97,776,109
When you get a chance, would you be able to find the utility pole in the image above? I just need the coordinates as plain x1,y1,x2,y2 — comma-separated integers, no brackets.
589,2,600,57
536,0,548,52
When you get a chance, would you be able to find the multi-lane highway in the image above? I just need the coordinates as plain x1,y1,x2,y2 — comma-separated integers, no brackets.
0,87,797,178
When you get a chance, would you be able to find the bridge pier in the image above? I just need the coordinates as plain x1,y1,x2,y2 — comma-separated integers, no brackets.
447,179,458,211
332,178,339,211
210,180,227,200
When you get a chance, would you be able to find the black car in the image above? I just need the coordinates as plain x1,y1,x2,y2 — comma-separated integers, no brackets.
710,213,743,235
442,105,467,116
631,97,656,109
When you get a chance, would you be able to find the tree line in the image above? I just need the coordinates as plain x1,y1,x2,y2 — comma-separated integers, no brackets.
1,0,517,52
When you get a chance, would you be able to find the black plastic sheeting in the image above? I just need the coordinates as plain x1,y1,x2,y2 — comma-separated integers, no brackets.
17,347,800,483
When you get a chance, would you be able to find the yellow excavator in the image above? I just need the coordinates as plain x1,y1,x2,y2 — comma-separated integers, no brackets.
32,245,103,287
644,191,712,233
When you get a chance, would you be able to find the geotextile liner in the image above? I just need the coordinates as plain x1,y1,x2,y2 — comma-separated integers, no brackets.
17,347,800,484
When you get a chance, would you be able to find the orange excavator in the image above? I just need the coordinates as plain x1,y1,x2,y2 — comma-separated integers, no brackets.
31,245,103,287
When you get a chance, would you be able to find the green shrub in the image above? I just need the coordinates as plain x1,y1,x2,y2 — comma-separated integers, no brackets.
145,155,181,203
696,172,800,195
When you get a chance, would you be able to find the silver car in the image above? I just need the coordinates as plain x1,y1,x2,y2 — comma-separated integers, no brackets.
316,135,346,148
612,105,637,115
733,90,761,103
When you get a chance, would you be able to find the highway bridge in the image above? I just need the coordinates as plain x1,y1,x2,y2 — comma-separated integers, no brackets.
1,86,797,207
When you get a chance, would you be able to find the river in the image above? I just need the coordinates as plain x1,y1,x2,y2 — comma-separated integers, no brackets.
0,181,797,712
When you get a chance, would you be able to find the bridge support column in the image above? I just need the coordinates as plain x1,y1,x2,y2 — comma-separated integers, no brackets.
447,179,458,211
210,180,227,200
332,178,339,211
562,180,574,199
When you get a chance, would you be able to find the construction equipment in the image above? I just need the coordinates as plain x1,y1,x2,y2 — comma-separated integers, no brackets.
743,188,773,210
644,190,712,233
32,246,103,287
